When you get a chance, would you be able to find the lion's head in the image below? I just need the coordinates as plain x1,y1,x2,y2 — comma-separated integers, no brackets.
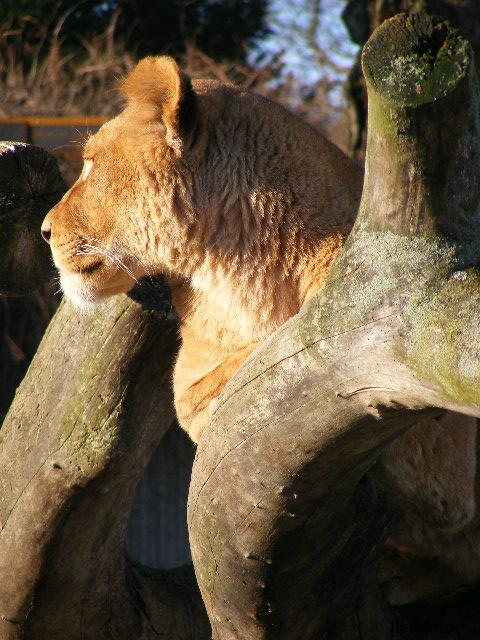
41,57,198,308
42,55,361,335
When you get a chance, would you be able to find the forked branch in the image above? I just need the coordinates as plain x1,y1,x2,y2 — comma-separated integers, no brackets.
188,13,480,640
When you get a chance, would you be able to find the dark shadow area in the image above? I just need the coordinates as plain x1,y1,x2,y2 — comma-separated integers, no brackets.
127,421,196,569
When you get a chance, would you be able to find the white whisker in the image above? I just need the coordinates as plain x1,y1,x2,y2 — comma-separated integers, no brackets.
83,235,156,284
77,239,139,284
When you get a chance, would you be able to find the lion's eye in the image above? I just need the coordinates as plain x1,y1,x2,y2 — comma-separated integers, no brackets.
81,158,94,181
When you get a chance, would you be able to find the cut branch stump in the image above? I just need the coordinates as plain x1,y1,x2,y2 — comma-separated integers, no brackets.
0,142,65,295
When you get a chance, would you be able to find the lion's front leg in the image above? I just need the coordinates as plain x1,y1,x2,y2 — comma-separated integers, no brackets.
173,334,259,443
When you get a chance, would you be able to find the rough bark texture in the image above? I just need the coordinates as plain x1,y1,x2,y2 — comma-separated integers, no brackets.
0,295,209,639
0,142,65,295
342,0,480,160
188,13,480,639
0,142,62,420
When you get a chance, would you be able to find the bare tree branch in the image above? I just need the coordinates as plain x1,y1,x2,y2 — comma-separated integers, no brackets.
188,13,480,639
0,294,210,638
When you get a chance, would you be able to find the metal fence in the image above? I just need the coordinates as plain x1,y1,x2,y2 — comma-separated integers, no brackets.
127,422,195,569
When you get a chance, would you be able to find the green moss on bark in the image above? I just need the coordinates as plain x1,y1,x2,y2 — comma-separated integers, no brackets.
362,13,471,107
403,268,480,405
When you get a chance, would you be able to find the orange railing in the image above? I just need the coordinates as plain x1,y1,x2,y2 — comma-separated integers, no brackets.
0,116,106,146
0,116,108,184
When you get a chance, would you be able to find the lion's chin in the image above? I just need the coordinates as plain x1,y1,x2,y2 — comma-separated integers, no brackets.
60,268,138,311
60,271,104,312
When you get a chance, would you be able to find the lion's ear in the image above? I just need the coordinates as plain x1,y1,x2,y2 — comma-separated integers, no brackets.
121,56,195,148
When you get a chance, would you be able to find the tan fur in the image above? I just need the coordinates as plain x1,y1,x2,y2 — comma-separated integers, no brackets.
121,57,191,146
42,56,478,604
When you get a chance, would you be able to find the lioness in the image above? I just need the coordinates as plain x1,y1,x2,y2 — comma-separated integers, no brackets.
41,56,478,604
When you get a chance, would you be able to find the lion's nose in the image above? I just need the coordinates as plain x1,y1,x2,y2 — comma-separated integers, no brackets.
41,220,52,244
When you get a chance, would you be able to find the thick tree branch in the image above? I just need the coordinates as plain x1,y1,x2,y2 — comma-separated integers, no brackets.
0,270,208,635
188,13,480,639
359,12,479,237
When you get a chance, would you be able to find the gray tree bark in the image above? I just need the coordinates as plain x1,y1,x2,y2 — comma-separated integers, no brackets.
188,13,480,639
0,296,210,639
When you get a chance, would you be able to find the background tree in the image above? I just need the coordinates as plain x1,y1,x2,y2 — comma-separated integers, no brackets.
254,0,358,150
0,0,269,64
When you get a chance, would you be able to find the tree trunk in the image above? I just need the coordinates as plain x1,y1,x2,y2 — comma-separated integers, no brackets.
0,295,209,638
188,13,480,639
0,142,64,295
342,0,480,160
0,142,63,420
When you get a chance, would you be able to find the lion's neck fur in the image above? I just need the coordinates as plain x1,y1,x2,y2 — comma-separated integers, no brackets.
151,185,350,347
135,85,363,346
